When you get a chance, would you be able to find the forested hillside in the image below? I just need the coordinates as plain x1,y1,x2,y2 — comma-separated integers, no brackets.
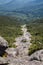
0,16,23,47
27,18,43,55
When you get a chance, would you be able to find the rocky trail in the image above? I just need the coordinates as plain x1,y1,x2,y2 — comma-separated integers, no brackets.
0,25,43,65
14,24,31,56
6,24,32,65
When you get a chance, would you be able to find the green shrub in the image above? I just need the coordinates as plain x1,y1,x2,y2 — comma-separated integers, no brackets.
28,43,43,55
9,43,17,48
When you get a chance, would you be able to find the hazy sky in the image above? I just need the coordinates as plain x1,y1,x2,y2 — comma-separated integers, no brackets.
0,0,12,4
0,0,35,5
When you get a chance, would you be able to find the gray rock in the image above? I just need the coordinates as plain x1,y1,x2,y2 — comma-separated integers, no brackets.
5,48,19,57
0,57,8,64
29,50,43,61
0,36,8,56
0,36,8,47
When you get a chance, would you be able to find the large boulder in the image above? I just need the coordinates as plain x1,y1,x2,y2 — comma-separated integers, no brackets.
0,36,8,56
0,36,8,47
29,50,43,61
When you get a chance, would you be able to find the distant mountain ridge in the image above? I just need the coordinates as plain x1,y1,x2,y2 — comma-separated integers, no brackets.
0,0,43,19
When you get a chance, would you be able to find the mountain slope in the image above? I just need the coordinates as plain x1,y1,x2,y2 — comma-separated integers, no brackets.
0,16,23,45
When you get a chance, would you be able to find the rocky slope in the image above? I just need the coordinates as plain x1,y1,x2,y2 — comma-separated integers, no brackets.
0,25,43,65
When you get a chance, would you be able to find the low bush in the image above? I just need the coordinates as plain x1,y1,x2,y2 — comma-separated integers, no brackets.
28,42,43,55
